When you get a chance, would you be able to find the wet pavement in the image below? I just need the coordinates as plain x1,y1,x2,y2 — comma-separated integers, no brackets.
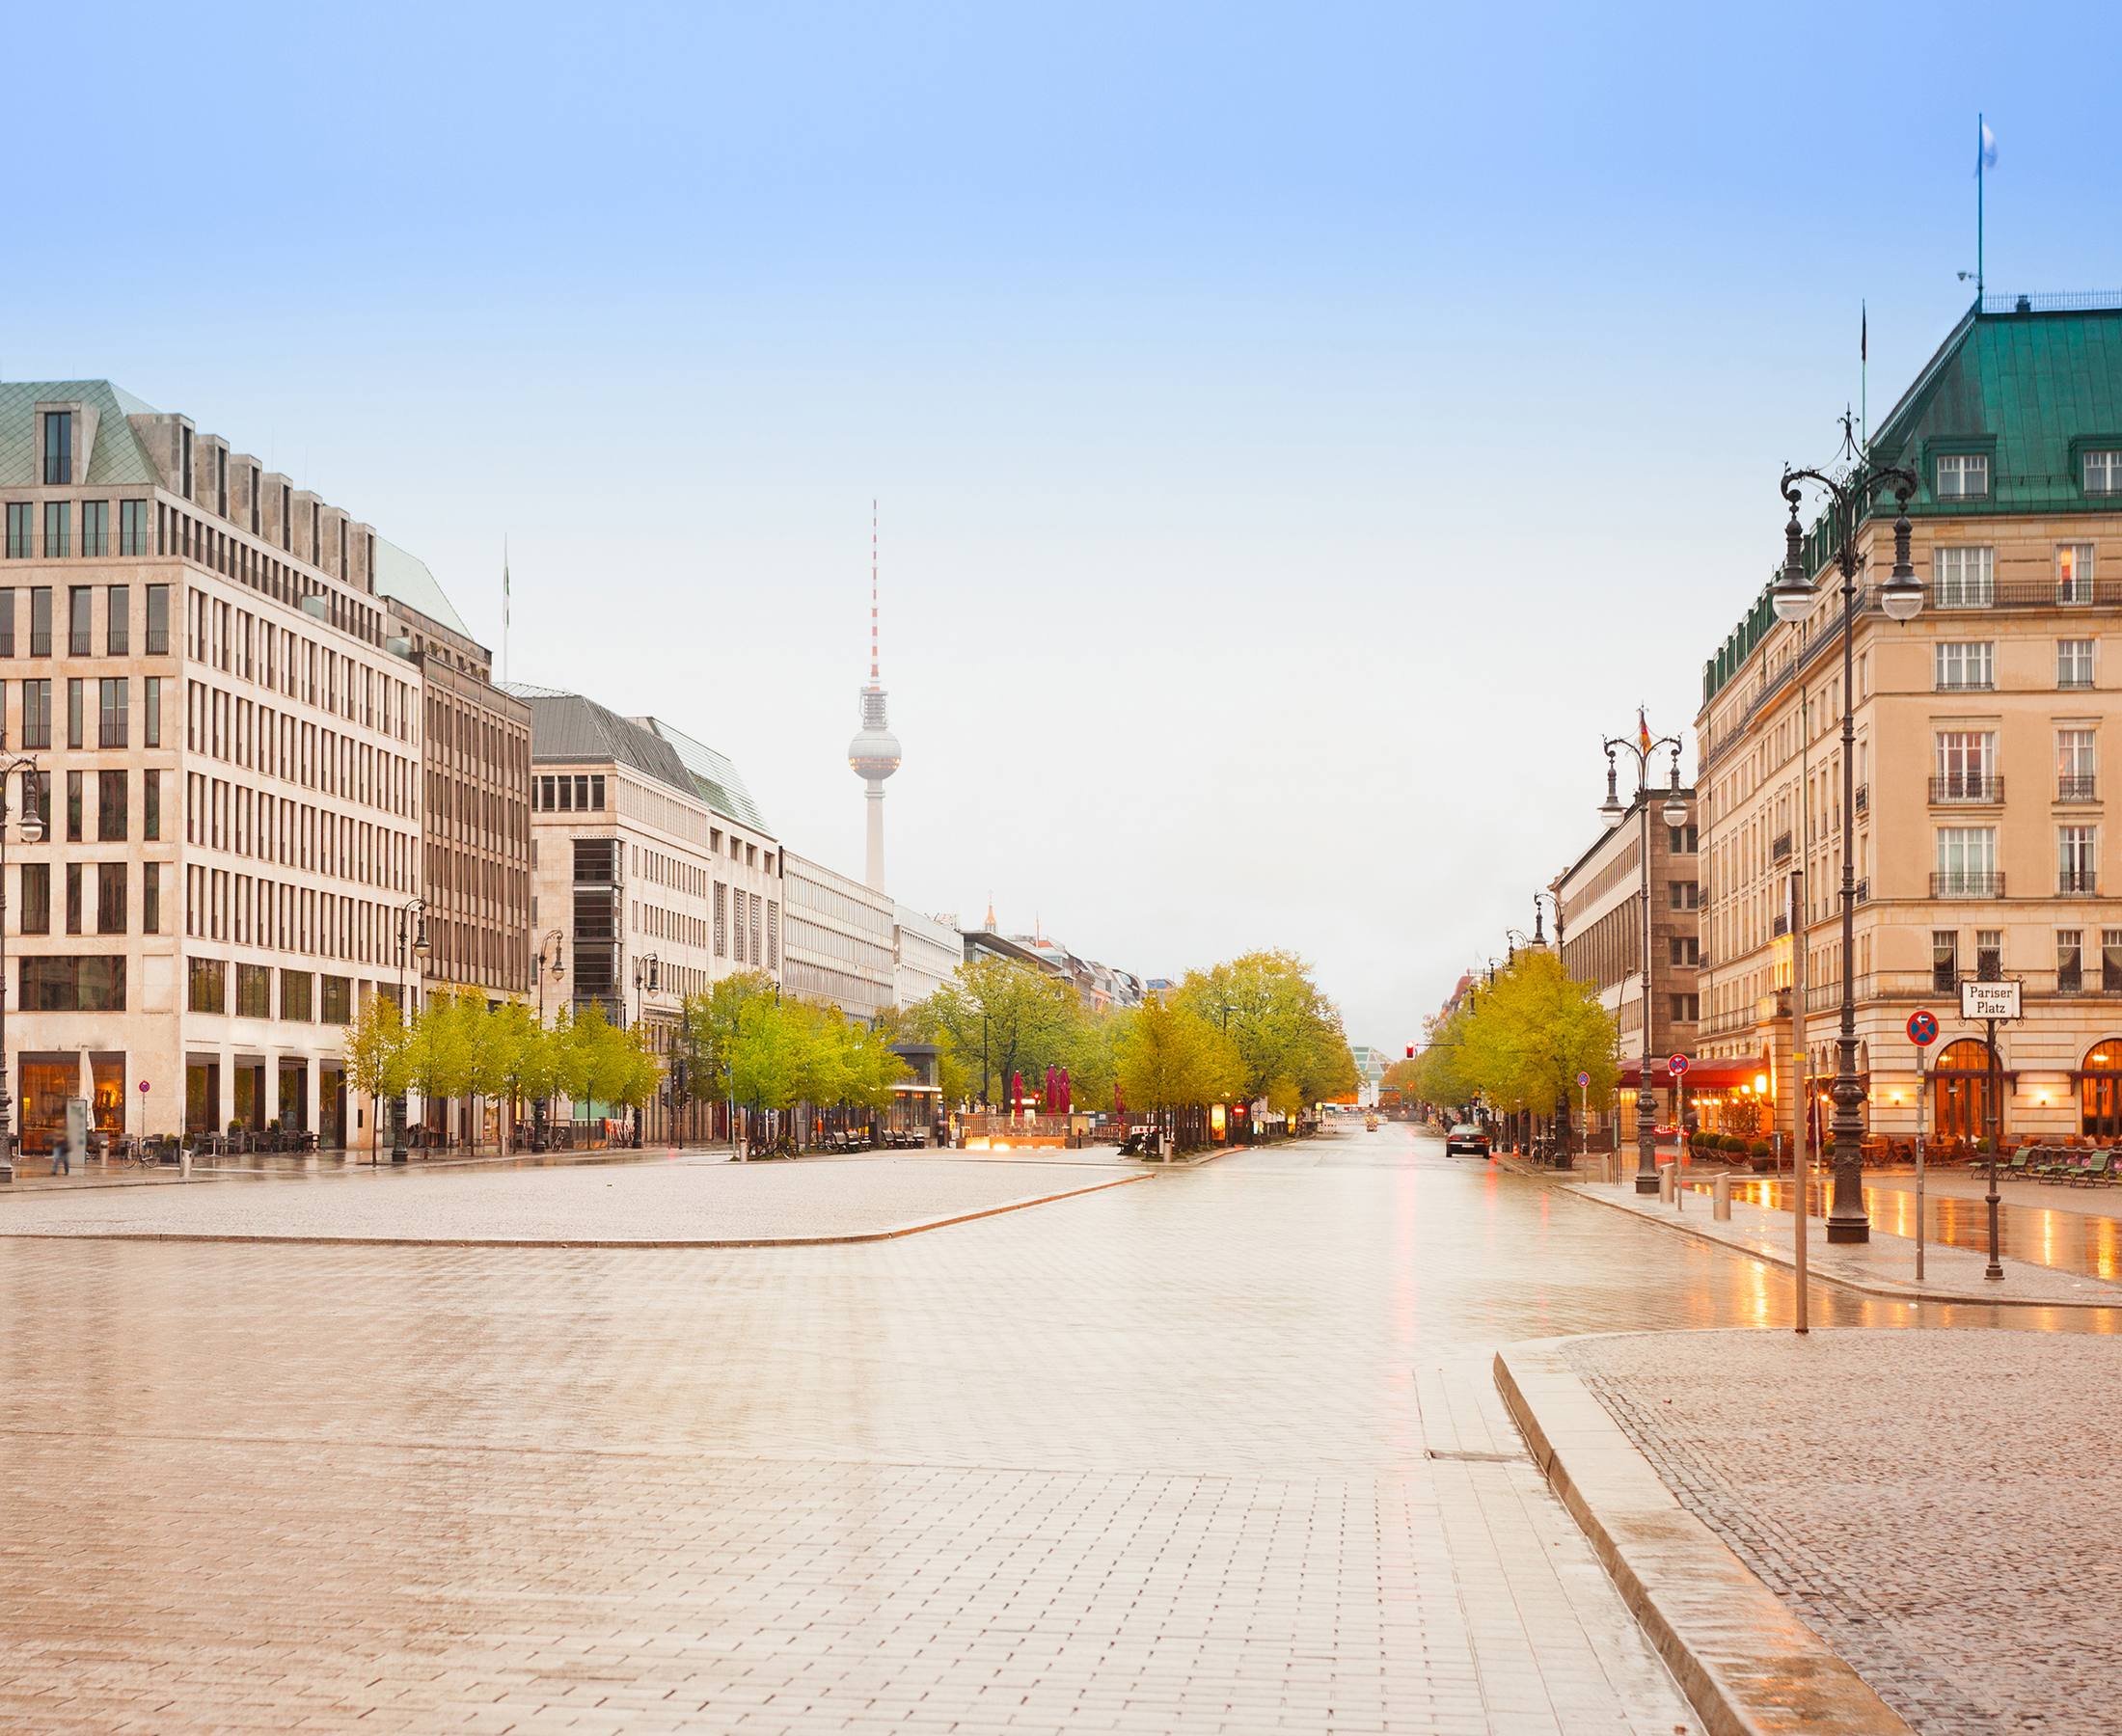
0,1124,2054,1733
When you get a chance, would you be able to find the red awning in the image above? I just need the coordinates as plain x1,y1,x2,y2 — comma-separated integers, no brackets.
1618,1057,1766,1091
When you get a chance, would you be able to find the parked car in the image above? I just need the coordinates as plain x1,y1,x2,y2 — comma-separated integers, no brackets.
1444,1123,1490,1157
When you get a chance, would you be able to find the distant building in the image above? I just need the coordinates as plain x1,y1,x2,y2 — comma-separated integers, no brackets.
1348,1044,1390,1107
781,851,895,1020
892,905,961,1008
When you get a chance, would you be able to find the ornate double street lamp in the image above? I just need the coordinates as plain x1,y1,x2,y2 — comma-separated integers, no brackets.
1770,461,1924,1242
1600,728,1689,1194
392,896,429,1164
0,757,46,1183
533,929,564,1145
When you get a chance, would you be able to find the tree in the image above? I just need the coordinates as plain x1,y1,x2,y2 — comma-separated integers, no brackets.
1174,950,1358,1109
341,992,410,1165
676,971,778,1115
1453,950,1619,1128
913,957,1083,1108
1114,995,1242,1148
485,1001,549,1153
404,990,476,1138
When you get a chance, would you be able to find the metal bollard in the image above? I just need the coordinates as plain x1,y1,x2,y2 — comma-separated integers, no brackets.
1713,1173,1731,1220
179,1147,192,1181
1659,1164,1674,1205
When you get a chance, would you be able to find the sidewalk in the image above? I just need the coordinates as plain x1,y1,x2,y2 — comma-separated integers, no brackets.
1561,1175,2122,1308
2,1141,729,1192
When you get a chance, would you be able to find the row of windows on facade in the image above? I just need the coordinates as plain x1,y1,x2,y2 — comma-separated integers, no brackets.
184,869,423,968
426,692,529,791
1932,825,2106,894
1,675,160,751
186,774,415,894
1935,638,2101,689
422,843,529,923
11,767,160,845
0,582,170,657
1931,451,2122,500
531,773,776,878
425,771,528,857
180,958,359,1022
188,681,418,821
12,859,162,938
1928,542,2108,607
1929,929,2122,993
187,590,414,742
418,915,530,994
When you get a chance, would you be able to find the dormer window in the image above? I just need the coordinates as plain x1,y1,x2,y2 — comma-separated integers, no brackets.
42,411,73,484
1936,452,1989,499
2086,449,2122,496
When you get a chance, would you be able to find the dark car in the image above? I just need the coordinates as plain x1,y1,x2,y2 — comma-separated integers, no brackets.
1444,1123,1490,1157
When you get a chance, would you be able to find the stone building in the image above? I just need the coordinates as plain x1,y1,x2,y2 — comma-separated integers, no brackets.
1696,291,2122,1148
780,851,894,1020
0,379,431,1155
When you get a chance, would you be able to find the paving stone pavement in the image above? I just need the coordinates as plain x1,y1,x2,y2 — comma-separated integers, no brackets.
0,1125,1948,1734
0,1153,1135,1243
1567,1328,2122,1735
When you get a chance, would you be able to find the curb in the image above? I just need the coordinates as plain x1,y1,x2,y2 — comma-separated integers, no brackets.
0,1171,1152,1249
1494,1338,1911,1736
1558,1178,2122,1310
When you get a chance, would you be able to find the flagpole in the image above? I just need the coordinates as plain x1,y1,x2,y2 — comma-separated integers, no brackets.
502,534,510,688
1976,112,1985,303
1861,301,1867,456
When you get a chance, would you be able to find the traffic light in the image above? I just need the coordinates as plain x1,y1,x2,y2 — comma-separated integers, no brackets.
1405,1044,1414,1059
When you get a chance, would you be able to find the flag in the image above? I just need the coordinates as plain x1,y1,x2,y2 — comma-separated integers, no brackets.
1861,301,1866,364
1977,120,1997,173
1637,708,1652,754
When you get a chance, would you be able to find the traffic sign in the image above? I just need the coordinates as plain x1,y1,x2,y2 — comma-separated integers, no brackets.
1960,979,2023,1021
1907,1010,1939,1046
1576,1070,1591,1088
138,1079,150,1093
1668,1054,1690,1076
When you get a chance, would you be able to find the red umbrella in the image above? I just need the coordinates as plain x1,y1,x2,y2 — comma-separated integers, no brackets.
1010,1071,1023,1116
1059,1067,1072,1113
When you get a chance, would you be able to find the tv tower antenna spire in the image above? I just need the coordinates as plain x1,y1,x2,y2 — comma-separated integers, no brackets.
847,498,902,892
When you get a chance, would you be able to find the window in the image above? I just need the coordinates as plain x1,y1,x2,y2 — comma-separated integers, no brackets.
20,863,49,935
1669,936,1700,965
29,587,50,657
19,956,124,1013
1669,994,1700,1022
3,504,29,559
2107,930,2122,994
1935,642,1994,691
21,679,48,748
43,502,69,559
1667,824,1699,853
1975,929,2003,980
96,863,125,935
66,678,82,749
120,499,150,556
187,957,227,1015
98,769,126,840
2059,639,2096,690
106,585,128,655
2060,826,2099,895
98,678,127,748
2086,450,2122,495
1933,730,1998,800
80,502,108,558
1934,546,1994,608
2058,728,2097,801
321,975,351,1023
64,860,80,933
145,584,169,654
1667,880,1700,910
41,411,72,484
280,970,313,1021
1936,452,1990,499
0,590,11,656
1934,827,1999,897
143,862,160,936
714,882,727,956
65,769,82,842
143,769,160,841
144,677,160,748
236,963,272,1018
2060,931,2084,994
180,427,193,500
2058,543,2096,605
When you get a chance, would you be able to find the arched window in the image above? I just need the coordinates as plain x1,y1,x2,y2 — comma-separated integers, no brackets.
1932,1039,1998,1146
2082,1042,2122,1141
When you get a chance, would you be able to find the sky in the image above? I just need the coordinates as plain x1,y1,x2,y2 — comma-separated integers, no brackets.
11,0,2122,1049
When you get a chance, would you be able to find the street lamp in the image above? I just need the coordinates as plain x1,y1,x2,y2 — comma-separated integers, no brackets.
533,929,564,1145
1601,725,1687,1195
0,757,46,1184
632,953,661,1148
1771,461,1921,1243
392,896,428,1164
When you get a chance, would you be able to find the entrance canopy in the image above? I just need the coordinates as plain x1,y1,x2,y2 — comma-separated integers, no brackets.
1617,1058,1766,1091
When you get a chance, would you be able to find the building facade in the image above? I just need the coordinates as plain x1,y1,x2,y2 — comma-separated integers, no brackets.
892,904,962,1007
0,379,429,1152
781,851,894,1020
1552,786,1702,1135
517,689,780,1139
1696,293,2122,1148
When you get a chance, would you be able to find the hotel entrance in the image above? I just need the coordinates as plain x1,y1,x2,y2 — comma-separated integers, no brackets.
1931,1039,1999,1145
2082,1042,2122,1141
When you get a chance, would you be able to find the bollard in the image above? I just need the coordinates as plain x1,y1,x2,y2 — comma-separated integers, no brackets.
1713,1173,1731,1221
179,1147,192,1181
1659,1164,1674,1205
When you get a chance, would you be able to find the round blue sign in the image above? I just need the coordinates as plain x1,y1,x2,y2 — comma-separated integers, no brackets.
1908,1010,1939,1046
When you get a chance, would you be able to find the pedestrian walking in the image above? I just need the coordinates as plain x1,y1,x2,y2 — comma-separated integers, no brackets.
51,1135,70,1178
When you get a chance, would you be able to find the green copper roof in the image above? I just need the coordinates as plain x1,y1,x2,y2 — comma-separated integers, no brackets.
1703,293,2122,707
0,379,160,485
372,536,474,639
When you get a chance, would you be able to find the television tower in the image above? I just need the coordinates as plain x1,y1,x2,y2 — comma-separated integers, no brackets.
847,501,901,891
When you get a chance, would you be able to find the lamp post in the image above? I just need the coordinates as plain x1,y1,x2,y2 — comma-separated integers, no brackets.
1531,891,1572,1159
533,928,563,1147
1770,462,1924,1242
632,953,661,1148
1600,727,1690,1194
0,756,47,1184
392,896,428,1164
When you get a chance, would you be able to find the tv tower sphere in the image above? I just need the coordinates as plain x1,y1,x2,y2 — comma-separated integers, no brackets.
850,503,899,891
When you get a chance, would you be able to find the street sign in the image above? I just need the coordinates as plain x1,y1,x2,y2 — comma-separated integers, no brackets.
1668,1054,1690,1076
1576,1070,1591,1088
138,1080,150,1093
1907,1010,1939,1046
1960,980,2023,1021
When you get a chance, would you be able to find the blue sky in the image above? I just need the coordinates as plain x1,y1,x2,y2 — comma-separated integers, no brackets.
10,0,2122,1045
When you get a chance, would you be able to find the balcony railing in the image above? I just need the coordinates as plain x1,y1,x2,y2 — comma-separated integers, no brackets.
1930,773,2003,803
2061,869,2099,895
1932,966,1959,993
1771,830,1792,861
2061,969,2084,994
1931,872,2004,898
2059,774,2100,803
1854,783,1868,814
1854,878,1870,903
1772,912,1789,936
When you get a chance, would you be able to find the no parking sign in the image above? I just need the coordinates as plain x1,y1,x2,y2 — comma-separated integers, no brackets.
1907,1010,1938,1047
